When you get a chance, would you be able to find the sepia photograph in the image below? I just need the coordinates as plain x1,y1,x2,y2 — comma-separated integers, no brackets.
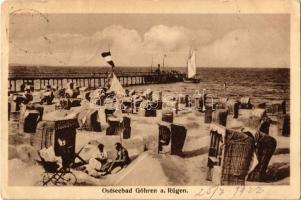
1,0,300,199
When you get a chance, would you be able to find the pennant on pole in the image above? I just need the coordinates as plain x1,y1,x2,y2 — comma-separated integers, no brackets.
101,51,115,68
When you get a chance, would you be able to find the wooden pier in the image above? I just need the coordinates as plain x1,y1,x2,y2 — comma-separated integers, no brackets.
8,71,186,92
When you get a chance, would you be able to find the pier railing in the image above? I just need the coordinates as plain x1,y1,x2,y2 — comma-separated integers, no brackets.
8,71,186,92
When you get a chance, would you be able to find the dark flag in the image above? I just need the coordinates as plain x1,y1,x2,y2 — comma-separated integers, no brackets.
101,51,115,68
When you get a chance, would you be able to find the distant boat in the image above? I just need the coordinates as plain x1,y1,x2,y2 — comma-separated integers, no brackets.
183,50,200,83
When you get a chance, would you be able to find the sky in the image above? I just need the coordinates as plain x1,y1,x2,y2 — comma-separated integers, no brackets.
9,13,290,68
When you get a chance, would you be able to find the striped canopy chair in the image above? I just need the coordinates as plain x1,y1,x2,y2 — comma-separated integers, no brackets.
32,110,79,168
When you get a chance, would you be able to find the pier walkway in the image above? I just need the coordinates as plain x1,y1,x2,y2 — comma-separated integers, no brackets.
8,71,186,92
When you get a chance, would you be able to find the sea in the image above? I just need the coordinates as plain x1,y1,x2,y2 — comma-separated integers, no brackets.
9,66,290,111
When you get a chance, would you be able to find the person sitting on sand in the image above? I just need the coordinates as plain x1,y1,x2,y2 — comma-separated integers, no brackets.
102,142,131,175
84,143,108,176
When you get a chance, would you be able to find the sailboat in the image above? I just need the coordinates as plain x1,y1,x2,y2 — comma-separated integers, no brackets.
183,50,200,83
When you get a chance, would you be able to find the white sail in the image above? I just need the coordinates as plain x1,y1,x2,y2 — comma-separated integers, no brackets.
108,73,125,95
187,50,196,78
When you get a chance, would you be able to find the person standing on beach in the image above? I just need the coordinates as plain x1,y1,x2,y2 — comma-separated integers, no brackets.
223,82,227,90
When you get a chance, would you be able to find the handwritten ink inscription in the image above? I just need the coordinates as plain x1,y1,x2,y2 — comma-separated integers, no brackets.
195,186,264,199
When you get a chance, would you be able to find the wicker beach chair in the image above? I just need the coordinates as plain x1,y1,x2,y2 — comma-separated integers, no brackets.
161,110,174,123
204,107,213,123
170,124,187,156
122,115,131,139
32,112,79,158
277,114,290,136
247,131,277,182
206,124,256,185
19,109,40,133
266,100,286,115
240,97,252,109
221,129,255,185
78,109,101,132
106,117,122,136
145,101,157,117
158,122,171,153
212,109,228,126
225,99,240,118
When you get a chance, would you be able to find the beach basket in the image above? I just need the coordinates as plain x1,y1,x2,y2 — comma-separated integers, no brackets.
204,107,213,123
225,100,240,118
123,127,131,139
41,92,54,105
11,96,24,112
78,109,101,132
179,95,185,104
104,108,116,122
259,117,270,135
240,97,252,109
247,131,277,182
212,109,228,126
206,124,256,185
277,114,290,136
122,97,133,113
145,102,157,117
122,116,131,128
194,96,201,111
266,100,286,115
185,95,189,107
19,110,40,134
59,98,71,110
221,129,255,185
237,109,266,130
206,123,225,181
162,110,174,123
32,116,78,160
154,100,163,110
26,103,44,120
170,124,187,156
216,97,228,109
69,98,81,107
106,117,122,135
158,122,171,153
84,91,91,101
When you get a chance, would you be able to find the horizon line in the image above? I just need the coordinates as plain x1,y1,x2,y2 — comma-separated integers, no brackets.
8,64,290,69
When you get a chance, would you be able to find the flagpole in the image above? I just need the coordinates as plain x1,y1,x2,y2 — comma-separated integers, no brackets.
162,54,167,72
150,55,153,73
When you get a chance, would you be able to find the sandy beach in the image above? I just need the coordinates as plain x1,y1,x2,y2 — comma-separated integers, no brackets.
8,86,290,186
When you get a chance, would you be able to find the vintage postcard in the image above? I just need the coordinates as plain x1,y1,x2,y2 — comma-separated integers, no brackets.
1,0,300,199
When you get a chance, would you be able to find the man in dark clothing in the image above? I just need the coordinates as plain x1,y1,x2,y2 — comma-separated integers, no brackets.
102,143,131,175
